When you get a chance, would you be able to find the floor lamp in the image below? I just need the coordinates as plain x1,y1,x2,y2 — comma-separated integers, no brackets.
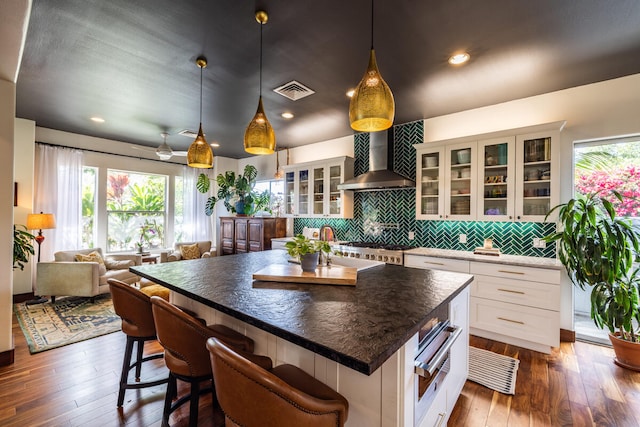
25,212,56,305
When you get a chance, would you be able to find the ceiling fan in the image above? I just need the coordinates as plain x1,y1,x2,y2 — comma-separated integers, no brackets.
132,132,188,160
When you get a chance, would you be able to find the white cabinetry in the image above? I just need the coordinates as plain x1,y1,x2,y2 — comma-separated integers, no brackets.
416,121,564,222
469,262,561,353
283,156,354,218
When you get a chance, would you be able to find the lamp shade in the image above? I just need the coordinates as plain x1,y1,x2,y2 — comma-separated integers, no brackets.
27,213,56,230
349,49,395,132
187,123,214,168
244,97,276,155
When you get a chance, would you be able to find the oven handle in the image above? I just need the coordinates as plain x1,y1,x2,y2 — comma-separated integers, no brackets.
414,325,462,378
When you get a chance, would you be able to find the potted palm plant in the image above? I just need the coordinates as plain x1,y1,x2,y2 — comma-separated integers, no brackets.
14,224,35,270
544,191,640,370
285,234,331,272
197,165,259,216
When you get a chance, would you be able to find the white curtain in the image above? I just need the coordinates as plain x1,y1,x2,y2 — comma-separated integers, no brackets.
33,144,84,261
181,166,214,243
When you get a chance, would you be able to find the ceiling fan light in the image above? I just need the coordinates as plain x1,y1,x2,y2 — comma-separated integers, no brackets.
349,49,395,132
187,123,214,168
245,97,276,155
156,141,173,160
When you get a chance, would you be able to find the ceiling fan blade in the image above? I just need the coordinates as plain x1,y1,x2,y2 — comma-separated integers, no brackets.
173,151,188,156
130,144,156,153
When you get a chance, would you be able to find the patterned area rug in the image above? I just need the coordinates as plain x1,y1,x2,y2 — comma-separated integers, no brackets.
14,294,121,354
468,346,520,394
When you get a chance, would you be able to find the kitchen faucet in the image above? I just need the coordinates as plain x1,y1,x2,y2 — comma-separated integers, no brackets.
319,225,336,242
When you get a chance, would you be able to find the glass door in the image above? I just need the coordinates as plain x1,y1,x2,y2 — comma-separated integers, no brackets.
445,142,476,220
477,137,515,221
328,165,342,216
312,166,324,216
416,148,444,219
285,171,295,215
297,168,310,215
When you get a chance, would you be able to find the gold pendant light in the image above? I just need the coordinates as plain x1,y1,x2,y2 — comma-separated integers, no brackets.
244,10,276,155
187,56,214,168
349,0,395,132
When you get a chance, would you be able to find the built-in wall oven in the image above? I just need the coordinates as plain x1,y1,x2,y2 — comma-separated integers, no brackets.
414,304,462,427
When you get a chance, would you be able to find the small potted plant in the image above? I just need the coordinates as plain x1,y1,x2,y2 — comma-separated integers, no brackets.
13,224,35,270
544,191,640,370
284,234,331,272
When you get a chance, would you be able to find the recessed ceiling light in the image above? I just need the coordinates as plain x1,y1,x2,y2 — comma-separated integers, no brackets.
90,117,105,123
210,142,220,148
448,52,470,65
281,112,294,119
346,89,355,98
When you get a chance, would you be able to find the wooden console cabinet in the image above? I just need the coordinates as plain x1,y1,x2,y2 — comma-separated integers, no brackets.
219,217,286,255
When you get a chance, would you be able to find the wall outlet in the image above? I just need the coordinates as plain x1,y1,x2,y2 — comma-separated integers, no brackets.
408,231,415,240
533,238,546,248
459,234,467,243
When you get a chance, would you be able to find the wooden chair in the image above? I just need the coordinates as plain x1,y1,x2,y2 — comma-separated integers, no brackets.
150,296,256,427
108,279,168,407
207,337,349,427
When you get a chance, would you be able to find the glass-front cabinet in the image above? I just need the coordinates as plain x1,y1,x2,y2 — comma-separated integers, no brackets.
282,156,354,218
445,142,477,221
416,147,445,219
477,136,515,221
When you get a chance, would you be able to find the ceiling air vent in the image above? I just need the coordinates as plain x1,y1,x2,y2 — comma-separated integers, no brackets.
273,80,315,101
178,129,198,138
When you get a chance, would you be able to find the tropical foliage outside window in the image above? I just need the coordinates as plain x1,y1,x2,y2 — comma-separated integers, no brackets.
575,139,640,218
106,170,166,252
254,179,284,216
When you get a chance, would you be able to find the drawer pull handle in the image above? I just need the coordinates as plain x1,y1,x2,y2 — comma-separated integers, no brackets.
498,270,525,275
424,261,445,266
497,288,525,295
435,413,446,427
497,317,525,325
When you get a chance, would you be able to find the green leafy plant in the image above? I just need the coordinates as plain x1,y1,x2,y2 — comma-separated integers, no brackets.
197,165,259,216
544,191,640,342
13,225,35,270
284,234,331,259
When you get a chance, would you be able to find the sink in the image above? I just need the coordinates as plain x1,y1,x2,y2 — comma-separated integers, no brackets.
326,256,384,271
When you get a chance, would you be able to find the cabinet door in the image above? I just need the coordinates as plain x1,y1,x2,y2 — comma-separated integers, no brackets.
311,165,325,216
247,220,264,252
297,168,310,216
234,219,248,253
327,163,344,217
477,136,515,221
284,170,295,216
416,147,445,220
220,218,235,255
515,130,560,222
445,142,477,220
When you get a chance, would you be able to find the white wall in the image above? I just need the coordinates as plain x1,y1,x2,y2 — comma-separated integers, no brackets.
12,118,35,295
1,79,16,354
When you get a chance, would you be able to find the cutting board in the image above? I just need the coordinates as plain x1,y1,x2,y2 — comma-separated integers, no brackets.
252,264,357,286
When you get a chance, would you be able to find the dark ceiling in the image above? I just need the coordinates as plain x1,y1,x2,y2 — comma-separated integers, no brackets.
15,0,640,159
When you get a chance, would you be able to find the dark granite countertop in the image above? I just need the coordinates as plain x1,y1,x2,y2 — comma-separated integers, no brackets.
131,250,472,375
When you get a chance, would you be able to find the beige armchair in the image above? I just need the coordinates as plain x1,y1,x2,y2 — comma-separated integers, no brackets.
36,248,141,303
161,241,214,262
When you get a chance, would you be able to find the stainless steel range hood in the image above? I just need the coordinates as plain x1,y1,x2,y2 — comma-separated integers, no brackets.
338,130,415,191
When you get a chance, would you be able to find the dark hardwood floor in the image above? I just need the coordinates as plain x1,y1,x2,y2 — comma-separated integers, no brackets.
2,312,640,426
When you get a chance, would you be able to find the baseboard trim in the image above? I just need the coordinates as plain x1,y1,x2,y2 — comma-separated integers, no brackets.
13,292,35,304
560,328,576,342
0,347,15,366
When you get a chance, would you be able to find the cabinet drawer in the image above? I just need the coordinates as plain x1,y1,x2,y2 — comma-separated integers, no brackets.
470,297,559,347
405,255,470,273
470,261,560,284
472,274,560,311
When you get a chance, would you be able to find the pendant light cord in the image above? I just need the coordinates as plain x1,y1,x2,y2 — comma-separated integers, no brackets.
370,0,374,49
259,21,263,97
199,63,203,123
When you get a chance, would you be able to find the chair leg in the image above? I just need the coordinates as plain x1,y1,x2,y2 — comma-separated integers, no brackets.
163,373,177,427
51,296,56,304
189,379,200,427
117,336,135,407
135,338,145,381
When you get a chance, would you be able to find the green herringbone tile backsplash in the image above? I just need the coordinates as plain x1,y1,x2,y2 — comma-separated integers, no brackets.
294,120,556,258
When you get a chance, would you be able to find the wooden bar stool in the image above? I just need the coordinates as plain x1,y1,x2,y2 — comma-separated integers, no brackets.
108,279,168,408
150,296,256,427
207,337,349,427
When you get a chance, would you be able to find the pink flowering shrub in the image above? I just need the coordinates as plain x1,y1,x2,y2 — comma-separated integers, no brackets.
575,165,640,217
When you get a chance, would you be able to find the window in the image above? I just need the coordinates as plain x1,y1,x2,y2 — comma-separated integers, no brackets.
106,170,167,252
574,137,640,218
254,179,284,216
174,176,185,242
81,167,97,248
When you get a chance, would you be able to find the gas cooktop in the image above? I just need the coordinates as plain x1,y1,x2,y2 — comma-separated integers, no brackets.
335,242,416,265
341,242,417,251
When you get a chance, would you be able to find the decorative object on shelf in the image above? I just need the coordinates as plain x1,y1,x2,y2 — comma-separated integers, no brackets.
544,191,640,370
13,224,35,271
244,10,275,155
456,149,471,164
187,56,214,168
284,234,331,272
197,165,262,216
349,0,394,132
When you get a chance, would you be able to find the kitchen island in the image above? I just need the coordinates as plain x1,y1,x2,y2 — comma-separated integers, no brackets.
131,250,472,426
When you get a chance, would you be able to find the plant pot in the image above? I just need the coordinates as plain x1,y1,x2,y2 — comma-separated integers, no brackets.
300,252,319,272
235,201,246,216
609,332,640,371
